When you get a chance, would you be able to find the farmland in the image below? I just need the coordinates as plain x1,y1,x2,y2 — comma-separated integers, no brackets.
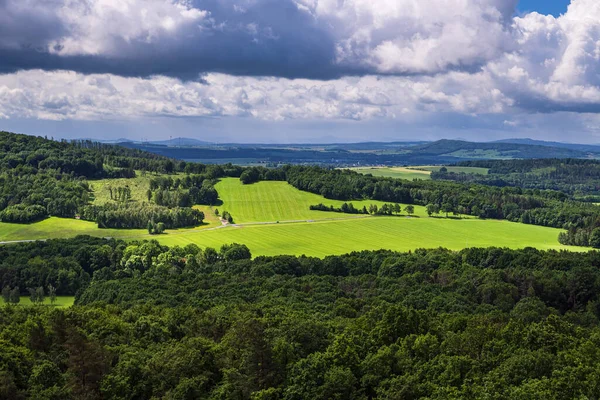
215,178,429,222
0,176,585,256
352,165,488,180
351,167,432,180
90,174,154,204
413,165,489,174
157,216,582,257
18,296,75,308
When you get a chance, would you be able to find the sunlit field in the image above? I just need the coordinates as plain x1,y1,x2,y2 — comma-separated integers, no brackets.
351,165,489,180
0,176,585,256
12,296,75,308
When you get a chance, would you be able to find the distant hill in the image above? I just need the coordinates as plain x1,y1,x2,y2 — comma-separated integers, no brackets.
409,139,591,159
148,137,211,147
78,136,600,166
76,137,210,147
493,138,600,153
77,137,134,144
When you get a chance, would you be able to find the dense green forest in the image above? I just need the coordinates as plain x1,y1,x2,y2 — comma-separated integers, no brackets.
2,237,600,398
437,158,600,199
0,132,239,229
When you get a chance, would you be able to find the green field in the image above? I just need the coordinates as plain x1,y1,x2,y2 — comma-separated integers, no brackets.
353,165,488,180
412,166,489,174
215,178,429,222
447,149,517,159
351,167,432,180
0,177,586,256
12,296,75,308
0,217,151,241
91,175,150,204
0,215,217,242
157,216,583,257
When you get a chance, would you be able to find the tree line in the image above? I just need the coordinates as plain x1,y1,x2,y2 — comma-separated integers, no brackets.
310,202,414,216
80,203,204,230
5,130,600,244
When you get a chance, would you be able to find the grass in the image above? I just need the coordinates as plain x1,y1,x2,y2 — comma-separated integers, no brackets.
0,216,215,242
156,216,583,257
0,177,586,256
411,166,489,174
448,149,517,159
215,178,429,222
352,165,489,180
0,217,149,241
351,167,432,180
13,296,75,308
91,174,153,204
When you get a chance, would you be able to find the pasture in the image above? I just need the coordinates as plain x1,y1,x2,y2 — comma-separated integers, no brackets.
413,166,489,174
157,216,582,257
352,165,488,180
13,296,75,308
0,176,585,256
0,216,215,242
351,167,432,180
91,174,154,204
215,178,428,222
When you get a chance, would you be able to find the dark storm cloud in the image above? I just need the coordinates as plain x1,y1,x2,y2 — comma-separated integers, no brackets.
0,0,519,80
0,0,347,80
0,0,65,49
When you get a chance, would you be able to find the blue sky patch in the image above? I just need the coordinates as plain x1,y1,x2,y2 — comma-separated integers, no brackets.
519,0,570,16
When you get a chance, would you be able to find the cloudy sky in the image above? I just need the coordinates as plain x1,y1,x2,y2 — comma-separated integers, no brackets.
3,0,600,143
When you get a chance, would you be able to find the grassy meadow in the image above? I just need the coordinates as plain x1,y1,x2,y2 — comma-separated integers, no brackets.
91,174,154,204
413,166,489,174
351,167,433,180
157,216,583,257
6,296,76,308
215,178,429,222
352,165,488,180
0,175,586,256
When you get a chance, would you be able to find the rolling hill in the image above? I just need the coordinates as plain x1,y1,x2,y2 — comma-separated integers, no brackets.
114,138,600,166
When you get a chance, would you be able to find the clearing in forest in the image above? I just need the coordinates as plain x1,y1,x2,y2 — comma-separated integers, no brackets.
0,176,586,256
352,165,489,180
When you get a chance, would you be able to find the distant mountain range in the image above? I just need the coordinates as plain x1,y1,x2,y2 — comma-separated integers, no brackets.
146,137,212,146
80,137,211,147
410,139,591,159
493,138,600,153
77,136,600,166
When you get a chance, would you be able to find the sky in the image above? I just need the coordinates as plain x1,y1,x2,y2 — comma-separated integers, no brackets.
518,0,570,16
1,0,600,144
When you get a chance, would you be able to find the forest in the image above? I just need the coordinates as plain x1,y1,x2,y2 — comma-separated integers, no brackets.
2,237,600,398
435,158,600,200
0,132,239,229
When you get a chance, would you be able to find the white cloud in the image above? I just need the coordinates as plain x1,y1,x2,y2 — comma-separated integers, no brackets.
485,0,600,111
0,0,519,78
48,0,208,56
0,70,514,122
304,0,518,74
2,0,600,142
